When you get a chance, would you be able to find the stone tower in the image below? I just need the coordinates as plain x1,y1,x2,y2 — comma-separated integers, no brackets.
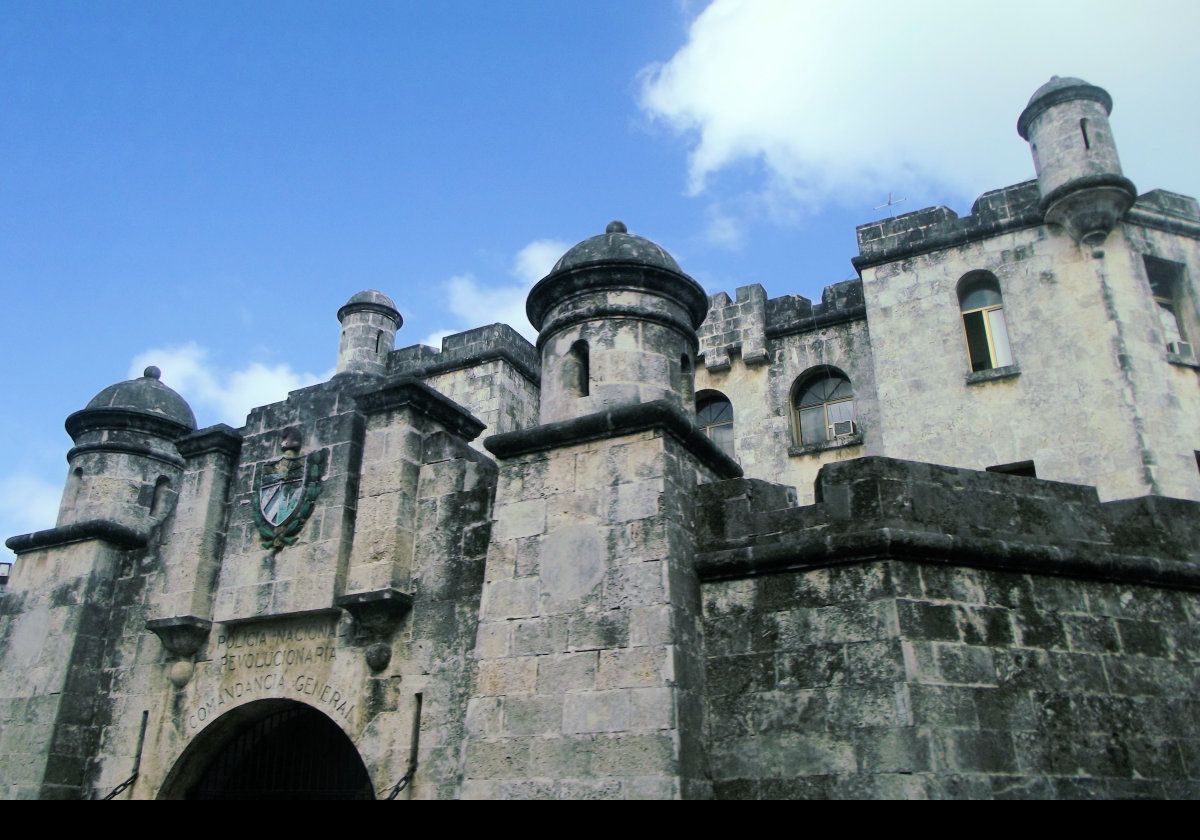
527,220,709,423
1,366,197,798
1018,75,1137,245
336,289,402,376
464,222,739,799
58,365,197,532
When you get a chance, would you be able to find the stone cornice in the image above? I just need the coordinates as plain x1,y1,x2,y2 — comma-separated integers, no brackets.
6,520,148,555
354,376,486,442
176,424,244,460
484,399,743,480
696,525,1200,591
65,407,194,442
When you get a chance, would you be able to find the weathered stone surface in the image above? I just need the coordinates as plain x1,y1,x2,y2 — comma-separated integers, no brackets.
3,75,1200,801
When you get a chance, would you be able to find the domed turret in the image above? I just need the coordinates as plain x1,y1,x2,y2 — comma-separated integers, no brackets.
1018,76,1136,246
528,221,708,424
336,289,401,376
59,367,196,530
77,365,197,430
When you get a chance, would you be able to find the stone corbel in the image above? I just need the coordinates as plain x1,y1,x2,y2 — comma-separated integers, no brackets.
146,615,212,688
335,588,414,673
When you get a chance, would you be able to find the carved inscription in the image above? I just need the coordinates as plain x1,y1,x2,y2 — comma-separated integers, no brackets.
216,619,341,673
186,617,355,730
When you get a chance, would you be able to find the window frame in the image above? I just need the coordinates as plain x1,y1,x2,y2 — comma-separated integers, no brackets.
695,390,735,458
789,367,858,451
957,272,1014,374
1144,256,1193,358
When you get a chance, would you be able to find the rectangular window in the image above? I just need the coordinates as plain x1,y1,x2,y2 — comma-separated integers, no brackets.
962,306,1014,371
987,309,1014,367
799,406,826,445
1144,256,1192,356
963,311,993,372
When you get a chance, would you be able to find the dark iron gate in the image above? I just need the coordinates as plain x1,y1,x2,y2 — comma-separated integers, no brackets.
187,704,373,800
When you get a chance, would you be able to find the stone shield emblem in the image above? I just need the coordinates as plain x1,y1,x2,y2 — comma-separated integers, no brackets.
252,436,326,552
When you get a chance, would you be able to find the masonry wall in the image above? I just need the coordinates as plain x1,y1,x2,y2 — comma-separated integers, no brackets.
856,184,1200,502
1117,200,1200,501
696,282,880,504
390,324,541,447
0,540,130,798
704,561,1200,799
463,421,726,800
696,457,1200,800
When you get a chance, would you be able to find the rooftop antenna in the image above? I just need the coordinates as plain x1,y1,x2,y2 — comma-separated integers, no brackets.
874,191,907,218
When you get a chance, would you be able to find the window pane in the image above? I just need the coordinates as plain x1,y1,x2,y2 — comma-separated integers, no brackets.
1158,301,1184,345
710,423,734,457
959,282,1003,311
963,311,993,371
987,308,1014,367
798,374,850,407
828,378,853,401
697,398,732,425
799,407,826,445
827,400,854,427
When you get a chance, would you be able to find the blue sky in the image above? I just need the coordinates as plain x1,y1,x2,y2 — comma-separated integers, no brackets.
3,1,1198,558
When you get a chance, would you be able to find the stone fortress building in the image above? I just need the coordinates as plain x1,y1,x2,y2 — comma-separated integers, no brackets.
2,77,1198,799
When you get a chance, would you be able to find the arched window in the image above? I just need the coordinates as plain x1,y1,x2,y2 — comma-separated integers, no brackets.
958,272,1014,372
564,340,589,398
793,368,855,447
696,391,734,457
149,476,171,517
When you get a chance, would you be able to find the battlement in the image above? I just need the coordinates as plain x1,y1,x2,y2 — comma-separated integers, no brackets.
855,182,1200,272
696,455,1200,583
1126,189,1200,238
698,280,865,371
389,322,540,386
853,181,1042,270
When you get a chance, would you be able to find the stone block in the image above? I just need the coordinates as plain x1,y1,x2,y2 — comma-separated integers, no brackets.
563,690,632,734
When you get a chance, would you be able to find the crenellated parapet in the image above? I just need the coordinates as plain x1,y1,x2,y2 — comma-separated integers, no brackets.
698,280,866,371
391,323,540,386
853,182,1042,271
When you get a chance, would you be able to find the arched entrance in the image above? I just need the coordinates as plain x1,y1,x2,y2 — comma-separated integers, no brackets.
161,699,374,800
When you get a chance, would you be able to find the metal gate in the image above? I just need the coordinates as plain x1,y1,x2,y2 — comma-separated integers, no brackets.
187,704,374,800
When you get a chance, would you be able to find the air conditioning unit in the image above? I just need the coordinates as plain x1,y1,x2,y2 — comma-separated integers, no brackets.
832,421,856,438
1168,341,1194,358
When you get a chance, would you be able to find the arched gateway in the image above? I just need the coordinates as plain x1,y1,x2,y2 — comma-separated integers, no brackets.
160,700,374,800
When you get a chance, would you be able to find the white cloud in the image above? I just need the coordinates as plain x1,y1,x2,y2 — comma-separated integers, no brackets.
127,344,331,428
512,239,568,285
704,205,744,250
424,239,570,344
420,329,458,350
641,0,1200,211
0,473,63,562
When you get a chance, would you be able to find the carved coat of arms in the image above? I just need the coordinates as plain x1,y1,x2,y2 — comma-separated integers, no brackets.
252,427,325,551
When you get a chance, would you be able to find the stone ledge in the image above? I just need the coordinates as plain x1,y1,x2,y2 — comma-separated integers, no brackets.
217,606,343,627
64,406,194,442
336,588,414,635
67,440,186,469
484,400,743,480
527,262,709,334
146,615,212,658
355,376,487,442
765,304,867,339
788,432,865,457
1167,352,1199,370
966,364,1021,386
695,525,1200,591
177,424,244,459
5,519,148,555
410,346,540,388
